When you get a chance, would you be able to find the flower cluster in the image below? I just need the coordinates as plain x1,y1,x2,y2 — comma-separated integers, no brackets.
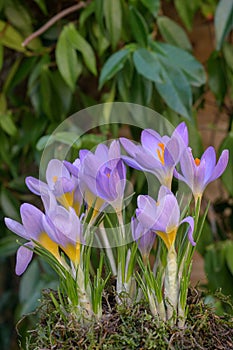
5,122,229,325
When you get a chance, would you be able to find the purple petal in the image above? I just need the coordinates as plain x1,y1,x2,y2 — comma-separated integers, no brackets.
165,137,180,166
15,243,34,275
201,147,216,183
141,129,162,155
46,159,71,189
121,155,147,171
63,160,80,178
79,149,90,162
4,217,28,239
179,148,195,188
108,140,121,160
209,149,229,183
120,138,140,157
25,176,48,196
172,122,188,148
20,204,44,239
180,216,195,246
136,195,158,229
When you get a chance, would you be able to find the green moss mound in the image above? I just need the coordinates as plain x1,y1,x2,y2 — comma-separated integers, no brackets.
25,289,233,350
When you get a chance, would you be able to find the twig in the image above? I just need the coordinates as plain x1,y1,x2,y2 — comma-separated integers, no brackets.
22,1,87,47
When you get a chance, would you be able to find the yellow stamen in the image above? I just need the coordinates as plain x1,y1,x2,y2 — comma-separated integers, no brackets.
157,143,165,165
53,175,58,183
195,158,200,166
156,228,177,250
106,172,110,178
39,231,60,258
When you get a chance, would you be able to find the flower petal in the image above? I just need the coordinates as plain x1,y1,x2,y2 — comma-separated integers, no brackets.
15,243,33,275
180,216,195,246
20,204,44,238
4,217,28,239
25,176,48,196
209,149,229,182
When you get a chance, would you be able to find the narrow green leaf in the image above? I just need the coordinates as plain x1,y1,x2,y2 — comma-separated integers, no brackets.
129,6,149,46
157,16,192,51
0,20,25,52
225,241,233,275
174,0,200,31
133,49,163,83
5,0,33,36
152,42,206,87
140,0,160,17
104,0,122,49
207,52,227,105
155,61,192,119
99,48,130,88
33,0,48,15
65,23,97,75
223,42,233,71
0,44,3,71
55,25,82,92
0,111,17,136
0,187,20,220
215,0,233,50
94,0,105,33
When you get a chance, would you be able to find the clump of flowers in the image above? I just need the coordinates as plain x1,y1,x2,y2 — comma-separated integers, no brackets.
5,122,229,326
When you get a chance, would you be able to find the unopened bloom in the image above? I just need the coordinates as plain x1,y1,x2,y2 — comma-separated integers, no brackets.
26,159,81,213
131,217,155,261
136,186,195,250
174,146,229,203
4,204,60,275
120,122,188,189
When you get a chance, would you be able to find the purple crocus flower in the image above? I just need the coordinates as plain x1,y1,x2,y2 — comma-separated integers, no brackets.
131,217,156,261
42,191,84,266
120,122,188,189
4,204,60,275
26,159,81,213
174,146,229,203
136,186,195,250
73,140,127,213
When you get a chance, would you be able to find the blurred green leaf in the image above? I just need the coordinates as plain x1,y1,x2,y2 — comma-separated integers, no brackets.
215,0,233,50
207,52,227,105
0,20,26,52
225,241,233,275
219,133,233,196
33,0,48,15
104,0,122,49
5,0,33,36
157,16,192,51
99,48,130,88
66,23,97,75
0,44,3,71
174,0,200,30
0,111,17,136
223,42,233,71
0,233,19,258
0,187,20,220
152,42,206,87
94,0,105,33
129,6,149,46
133,49,163,83
140,0,160,17
55,25,82,92
155,61,192,119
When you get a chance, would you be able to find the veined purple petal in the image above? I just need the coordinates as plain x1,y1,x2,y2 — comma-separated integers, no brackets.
172,122,188,148
131,217,155,258
41,190,58,213
20,204,44,239
15,243,33,275
201,147,216,183
156,194,180,232
121,155,147,171
79,149,90,162
179,148,195,187
165,137,180,166
136,195,159,229
120,138,140,157
180,216,195,246
141,129,162,156
4,217,28,239
94,144,109,162
25,176,48,196
63,159,80,178
194,158,206,193
108,140,121,160
209,149,229,183
46,159,71,189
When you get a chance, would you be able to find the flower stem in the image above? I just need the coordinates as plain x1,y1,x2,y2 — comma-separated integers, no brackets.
165,245,178,324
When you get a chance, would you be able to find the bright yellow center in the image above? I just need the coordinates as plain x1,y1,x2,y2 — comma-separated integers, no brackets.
156,228,177,250
195,158,200,166
157,143,165,165
58,191,74,209
63,242,80,266
39,231,60,258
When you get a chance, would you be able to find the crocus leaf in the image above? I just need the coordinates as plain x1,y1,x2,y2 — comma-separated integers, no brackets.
157,16,192,51
174,0,200,31
0,44,3,71
225,241,233,275
152,42,206,87
65,23,97,76
55,25,82,92
215,0,233,51
223,42,233,71
104,0,122,49
129,6,149,46
0,111,17,136
99,48,130,88
133,49,163,83
0,20,26,52
33,0,48,15
0,187,20,220
218,133,233,197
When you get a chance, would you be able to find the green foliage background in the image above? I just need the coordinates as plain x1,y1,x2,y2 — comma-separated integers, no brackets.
0,0,233,349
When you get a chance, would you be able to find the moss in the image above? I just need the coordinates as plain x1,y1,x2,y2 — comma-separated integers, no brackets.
25,289,233,350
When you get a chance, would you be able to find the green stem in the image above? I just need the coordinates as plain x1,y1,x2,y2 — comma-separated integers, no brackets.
165,245,178,324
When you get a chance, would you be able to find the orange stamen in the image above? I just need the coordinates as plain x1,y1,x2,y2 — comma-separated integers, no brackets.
53,175,58,183
106,172,110,178
157,143,165,165
194,158,200,166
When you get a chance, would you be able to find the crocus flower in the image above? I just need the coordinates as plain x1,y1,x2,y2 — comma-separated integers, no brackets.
68,141,127,214
136,186,195,250
4,204,60,275
26,159,81,213
131,217,156,261
174,146,229,203
42,191,84,267
120,122,188,189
